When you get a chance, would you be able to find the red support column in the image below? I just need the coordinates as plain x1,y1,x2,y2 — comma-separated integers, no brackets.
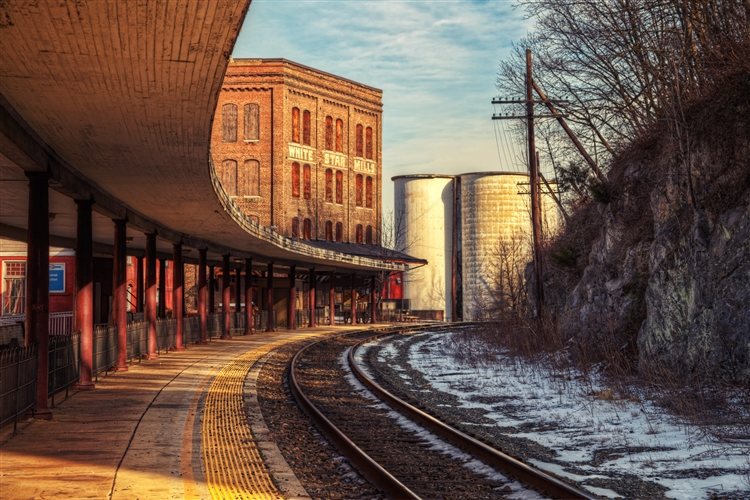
235,265,242,316
221,254,231,339
208,265,215,314
146,233,158,359
370,277,377,324
329,274,336,326
26,172,51,418
245,258,253,334
308,268,316,328
173,243,184,350
158,258,166,318
288,265,296,330
198,249,208,344
136,256,144,313
114,219,128,371
266,262,275,332
351,274,358,325
75,199,95,390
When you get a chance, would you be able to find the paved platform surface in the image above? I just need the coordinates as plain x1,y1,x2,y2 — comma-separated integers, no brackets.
0,326,360,499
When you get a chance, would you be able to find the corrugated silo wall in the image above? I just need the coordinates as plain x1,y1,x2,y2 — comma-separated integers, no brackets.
460,173,534,321
394,176,454,321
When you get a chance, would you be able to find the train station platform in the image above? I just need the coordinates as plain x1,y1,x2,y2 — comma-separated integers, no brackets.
0,327,355,499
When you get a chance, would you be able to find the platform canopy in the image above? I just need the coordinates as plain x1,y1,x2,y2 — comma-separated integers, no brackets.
0,1,403,272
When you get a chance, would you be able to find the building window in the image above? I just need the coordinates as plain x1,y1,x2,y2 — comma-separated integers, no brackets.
355,224,364,244
335,170,343,204
291,217,300,238
220,159,238,195
356,124,363,157
303,164,311,200
303,218,312,240
302,110,311,145
222,103,237,142
2,261,26,314
325,220,333,241
242,159,260,197
365,176,373,208
291,162,300,198
355,174,363,207
335,222,343,242
244,103,259,141
335,118,343,152
365,126,373,159
366,225,373,244
325,116,333,150
325,169,333,203
292,107,300,143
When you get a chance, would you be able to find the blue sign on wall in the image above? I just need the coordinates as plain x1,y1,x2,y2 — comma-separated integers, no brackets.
49,263,66,293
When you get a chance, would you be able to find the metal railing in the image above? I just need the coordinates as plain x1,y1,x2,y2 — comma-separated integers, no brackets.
0,344,37,431
0,311,74,345
184,315,200,344
1,308,271,430
48,333,79,406
49,312,74,336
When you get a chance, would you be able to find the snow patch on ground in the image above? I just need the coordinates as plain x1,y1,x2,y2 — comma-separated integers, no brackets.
374,332,750,499
344,347,541,499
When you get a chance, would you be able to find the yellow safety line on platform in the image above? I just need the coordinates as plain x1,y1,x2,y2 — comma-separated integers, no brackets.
202,336,305,500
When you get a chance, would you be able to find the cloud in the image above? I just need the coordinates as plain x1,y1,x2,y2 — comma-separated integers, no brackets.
234,0,533,214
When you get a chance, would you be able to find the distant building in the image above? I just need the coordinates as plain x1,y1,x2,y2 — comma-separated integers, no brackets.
394,172,559,321
1,239,75,317
211,59,382,245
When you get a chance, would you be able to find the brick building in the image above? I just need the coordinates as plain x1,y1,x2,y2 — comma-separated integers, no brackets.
211,59,382,245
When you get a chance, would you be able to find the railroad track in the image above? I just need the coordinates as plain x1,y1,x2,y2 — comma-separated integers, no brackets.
289,325,595,499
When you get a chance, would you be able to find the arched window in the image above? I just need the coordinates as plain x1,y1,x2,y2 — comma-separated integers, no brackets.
335,170,343,204
355,124,363,157
335,222,343,242
291,162,300,198
325,169,333,202
355,224,364,244
365,176,373,208
365,126,373,159
244,103,259,141
241,159,260,196
291,107,300,143
325,116,333,150
365,225,373,244
220,159,238,195
355,174,363,207
222,103,237,142
325,221,333,241
302,110,311,145
291,217,300,238
303,218,312,240
335,118,343,152
303,164,311,199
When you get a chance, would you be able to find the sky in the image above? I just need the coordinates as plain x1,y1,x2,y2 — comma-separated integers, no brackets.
233,0,533,216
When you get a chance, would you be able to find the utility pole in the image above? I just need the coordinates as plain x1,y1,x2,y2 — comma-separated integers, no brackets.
492,48,551,318
525,49,545,319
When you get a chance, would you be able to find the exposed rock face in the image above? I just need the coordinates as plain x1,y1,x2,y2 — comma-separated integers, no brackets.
639,179,750,381
548,74,750,382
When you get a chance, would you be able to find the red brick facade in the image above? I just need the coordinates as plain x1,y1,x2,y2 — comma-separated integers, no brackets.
210,59,382,244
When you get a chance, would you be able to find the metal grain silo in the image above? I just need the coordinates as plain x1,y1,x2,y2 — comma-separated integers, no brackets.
393,175,456,321
460,172,534,320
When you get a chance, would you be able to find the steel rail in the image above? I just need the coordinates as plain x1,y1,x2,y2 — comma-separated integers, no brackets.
288,326,421,499
348,332,597,500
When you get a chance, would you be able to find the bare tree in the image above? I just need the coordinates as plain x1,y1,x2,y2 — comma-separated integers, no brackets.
498,0,750,206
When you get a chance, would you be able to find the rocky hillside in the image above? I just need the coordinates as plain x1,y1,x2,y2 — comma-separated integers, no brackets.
545,72,750,383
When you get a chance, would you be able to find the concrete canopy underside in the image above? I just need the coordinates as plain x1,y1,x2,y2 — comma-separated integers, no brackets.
0,1,400,272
